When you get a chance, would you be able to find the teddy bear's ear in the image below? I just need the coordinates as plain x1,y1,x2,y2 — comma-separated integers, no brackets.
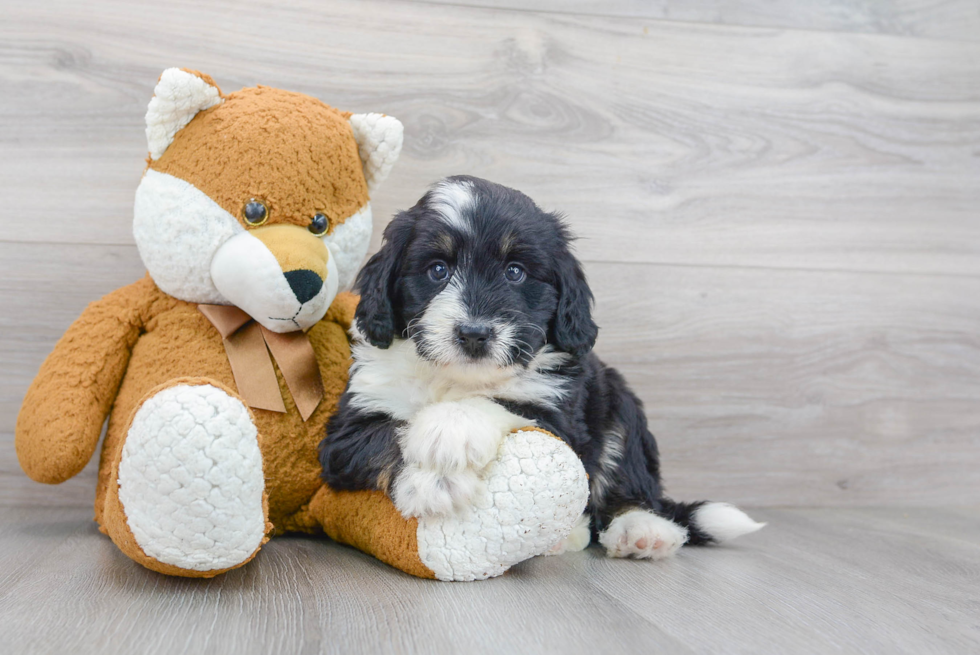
145,68,224,160
348,113,404,194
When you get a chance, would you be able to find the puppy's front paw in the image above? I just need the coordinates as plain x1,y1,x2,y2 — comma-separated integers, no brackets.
598,510,689,560
400,398,528,472
391,465,481,519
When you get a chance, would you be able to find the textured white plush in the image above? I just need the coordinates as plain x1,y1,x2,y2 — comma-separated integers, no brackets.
117,384,266,572
322,203,373,293
694,502,766,542
146,68,223,160
416,429,589,581
598,509,689,560
348,113,403,193
210,230,339,333
134,169,243,304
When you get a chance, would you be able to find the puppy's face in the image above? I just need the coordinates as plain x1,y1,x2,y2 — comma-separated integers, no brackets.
355,176,598,367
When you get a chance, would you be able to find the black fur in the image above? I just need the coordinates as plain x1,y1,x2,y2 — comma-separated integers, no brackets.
320,176,716,544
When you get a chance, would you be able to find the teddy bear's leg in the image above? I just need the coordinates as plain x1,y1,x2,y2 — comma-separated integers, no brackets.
100,378,270,577
310,427,589,581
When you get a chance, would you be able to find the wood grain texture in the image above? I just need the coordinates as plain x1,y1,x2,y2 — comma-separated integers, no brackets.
2,0,979,275
0,503,977,654
420,0,980,42
1,1,979,507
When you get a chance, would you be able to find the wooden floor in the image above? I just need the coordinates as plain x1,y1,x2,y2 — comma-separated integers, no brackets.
0,500,978,654
2,0,979,652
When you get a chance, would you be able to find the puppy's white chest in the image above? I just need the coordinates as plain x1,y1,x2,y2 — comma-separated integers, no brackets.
346,338,568,421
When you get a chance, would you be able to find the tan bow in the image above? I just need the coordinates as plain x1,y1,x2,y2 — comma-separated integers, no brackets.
198,304,324,421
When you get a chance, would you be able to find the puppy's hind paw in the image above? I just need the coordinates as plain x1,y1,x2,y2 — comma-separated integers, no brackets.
391,465,481,519
599,510,688,560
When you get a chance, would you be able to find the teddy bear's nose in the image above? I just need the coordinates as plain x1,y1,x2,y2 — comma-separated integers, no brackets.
283,269,323,304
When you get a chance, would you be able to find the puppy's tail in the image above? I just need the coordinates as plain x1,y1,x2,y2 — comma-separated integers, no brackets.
659,499,766,546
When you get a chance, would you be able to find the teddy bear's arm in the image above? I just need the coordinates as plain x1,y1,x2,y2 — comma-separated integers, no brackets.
324,291,359,333
15,277,160,484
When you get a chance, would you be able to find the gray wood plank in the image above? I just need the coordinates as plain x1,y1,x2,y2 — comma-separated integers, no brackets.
3,243,978,506
419,0,980,42
2,0,979,277
0,505,976,654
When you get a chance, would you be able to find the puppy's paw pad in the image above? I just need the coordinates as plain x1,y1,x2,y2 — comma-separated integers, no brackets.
598,510,688,560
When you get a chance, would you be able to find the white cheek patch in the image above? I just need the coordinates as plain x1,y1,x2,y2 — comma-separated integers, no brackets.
210,232,337,333
429,179,474,233
322,203,372,293
134,169,243,304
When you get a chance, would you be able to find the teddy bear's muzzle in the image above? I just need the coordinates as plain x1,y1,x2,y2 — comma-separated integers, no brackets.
210,224,339,333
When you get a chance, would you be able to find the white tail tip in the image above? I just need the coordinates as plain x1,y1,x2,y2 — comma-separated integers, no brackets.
694,502,766,543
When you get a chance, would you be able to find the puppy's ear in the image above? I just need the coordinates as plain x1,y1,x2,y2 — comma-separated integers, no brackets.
354,214,412,348
550,248,599,357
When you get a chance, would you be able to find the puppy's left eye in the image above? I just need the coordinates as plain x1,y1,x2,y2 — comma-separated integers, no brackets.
505,263,526,283
428,261,450,282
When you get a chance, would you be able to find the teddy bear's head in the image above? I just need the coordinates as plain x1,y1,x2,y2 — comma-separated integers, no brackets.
133,68,402,332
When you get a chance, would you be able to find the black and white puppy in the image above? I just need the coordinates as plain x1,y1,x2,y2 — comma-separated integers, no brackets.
320,176,764,559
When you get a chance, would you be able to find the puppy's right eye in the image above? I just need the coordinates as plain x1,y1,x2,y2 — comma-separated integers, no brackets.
428,261,450,282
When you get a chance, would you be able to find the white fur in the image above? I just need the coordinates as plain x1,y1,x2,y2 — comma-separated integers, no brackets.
134,169,243,304
348,113,403,193
392,464,481,519
599,509,689,560
414,274,473,365
322,203,372,292
146,68,223,160
428,179,474,233
210,230,339,333
391,397,529,518
590,425,625,507
547,513,591,555
416,429,590,581
118,384,266,571
347,337,570,421
694,502,766,542
400,397,529,472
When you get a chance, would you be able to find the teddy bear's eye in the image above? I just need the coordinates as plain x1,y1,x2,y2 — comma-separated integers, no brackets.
243,200,268,226
309,213,329,236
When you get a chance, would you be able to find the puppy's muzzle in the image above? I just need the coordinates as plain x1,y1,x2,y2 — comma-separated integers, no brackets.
455,322,492,358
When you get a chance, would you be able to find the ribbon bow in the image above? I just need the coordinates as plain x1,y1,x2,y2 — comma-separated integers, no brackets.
198,304,324,421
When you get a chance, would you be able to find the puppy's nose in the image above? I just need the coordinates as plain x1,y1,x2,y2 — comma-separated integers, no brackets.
283,269,323,304
455,323,492,356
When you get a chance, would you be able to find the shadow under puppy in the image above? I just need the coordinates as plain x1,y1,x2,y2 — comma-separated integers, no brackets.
320,176,764,559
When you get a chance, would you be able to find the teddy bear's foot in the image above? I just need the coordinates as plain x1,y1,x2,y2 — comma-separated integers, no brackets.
415,428,589,580
101,379,270,577
313,427,589,581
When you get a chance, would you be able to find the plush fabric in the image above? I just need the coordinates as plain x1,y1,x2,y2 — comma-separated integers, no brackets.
14,69,589,580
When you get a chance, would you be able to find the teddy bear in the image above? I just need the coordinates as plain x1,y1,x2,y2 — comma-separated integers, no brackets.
14,69,589,581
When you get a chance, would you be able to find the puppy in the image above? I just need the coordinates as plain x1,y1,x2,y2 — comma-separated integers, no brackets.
320,176,764,559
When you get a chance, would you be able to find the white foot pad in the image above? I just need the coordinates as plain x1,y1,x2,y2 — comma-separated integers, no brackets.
416,429,589,581
599,509,688,560
118,384,266,572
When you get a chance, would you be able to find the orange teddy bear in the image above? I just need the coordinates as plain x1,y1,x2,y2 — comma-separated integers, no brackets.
15,69,589,581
